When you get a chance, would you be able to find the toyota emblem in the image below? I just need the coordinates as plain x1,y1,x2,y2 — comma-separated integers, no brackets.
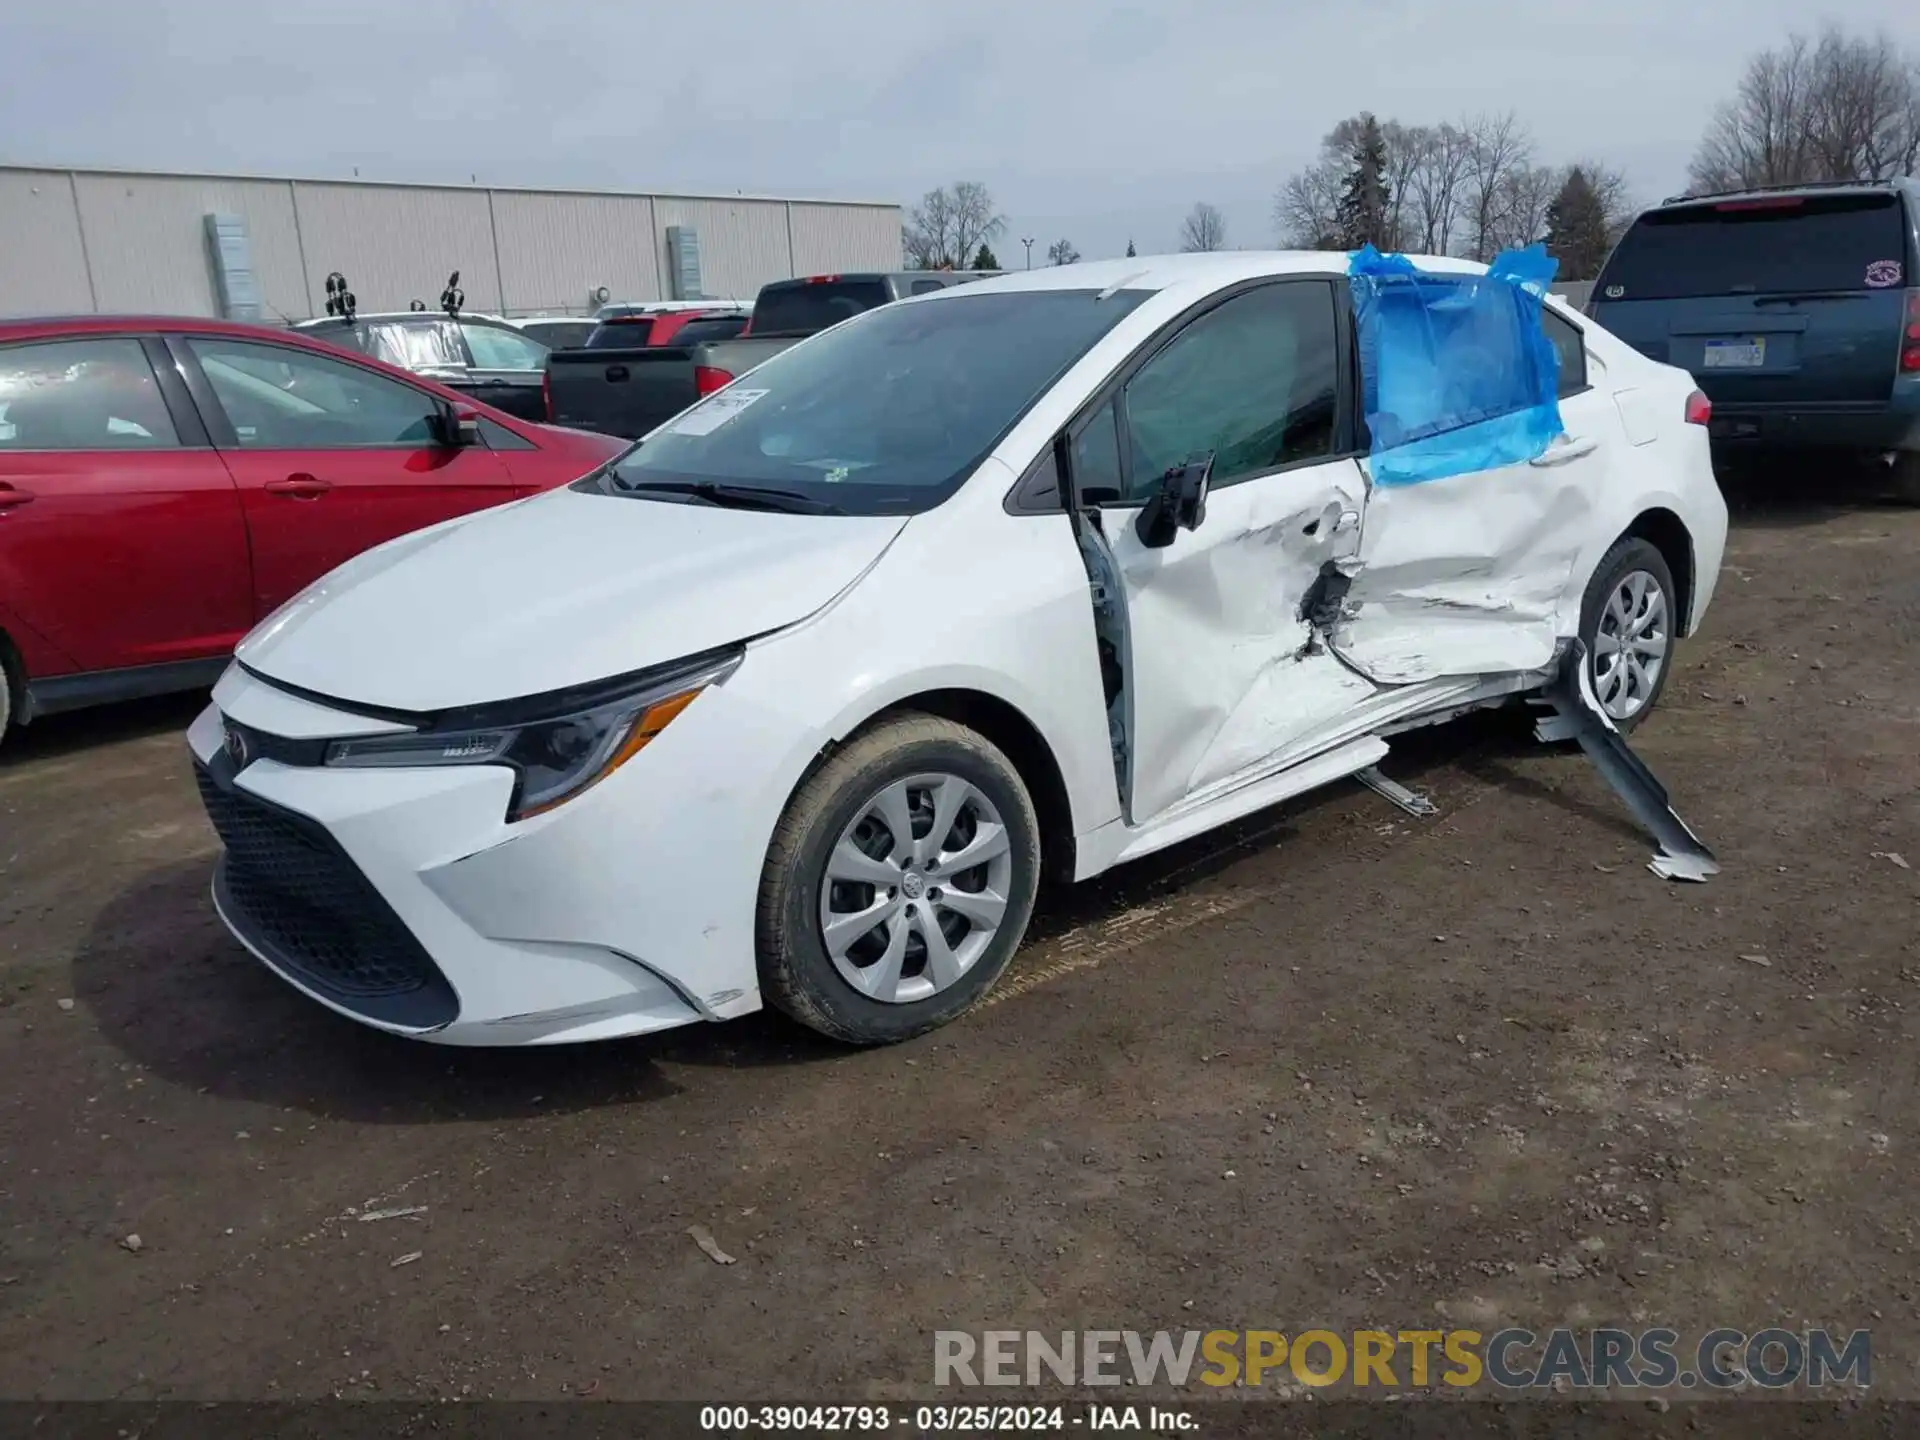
224,723,249,768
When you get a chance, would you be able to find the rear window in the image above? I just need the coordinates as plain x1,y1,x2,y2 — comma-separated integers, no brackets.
750,281,893,337
1598,192,1911,299
671,316,749,345
585,320,655,349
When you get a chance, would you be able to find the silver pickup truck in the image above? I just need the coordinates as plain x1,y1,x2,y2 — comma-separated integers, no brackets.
544,271,994,441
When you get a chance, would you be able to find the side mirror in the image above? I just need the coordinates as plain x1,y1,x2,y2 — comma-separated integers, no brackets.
432,401,481,448
1134,452,1213,549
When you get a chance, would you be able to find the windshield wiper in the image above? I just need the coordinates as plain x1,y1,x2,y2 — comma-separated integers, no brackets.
611,479,846,515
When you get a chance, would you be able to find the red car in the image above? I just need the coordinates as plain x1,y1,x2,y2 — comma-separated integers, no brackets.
0,315,625,743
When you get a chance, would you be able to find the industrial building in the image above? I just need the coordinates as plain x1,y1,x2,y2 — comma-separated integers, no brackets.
0,165,905,322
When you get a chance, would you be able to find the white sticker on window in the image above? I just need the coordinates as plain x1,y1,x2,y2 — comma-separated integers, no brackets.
1865,259,1903,288
666,387,769,436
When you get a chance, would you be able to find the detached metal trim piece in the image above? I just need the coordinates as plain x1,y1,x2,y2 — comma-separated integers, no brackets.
1535,642,1718,883
1356,765,1438,817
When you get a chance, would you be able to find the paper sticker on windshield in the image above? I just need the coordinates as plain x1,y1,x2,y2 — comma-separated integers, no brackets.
1865,259,1903,288
666,388,768,436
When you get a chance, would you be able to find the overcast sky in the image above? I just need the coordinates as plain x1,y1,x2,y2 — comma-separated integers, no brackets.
4,0,1916,260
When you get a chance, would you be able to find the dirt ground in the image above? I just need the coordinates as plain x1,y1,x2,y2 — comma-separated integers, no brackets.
1,483,1916,1405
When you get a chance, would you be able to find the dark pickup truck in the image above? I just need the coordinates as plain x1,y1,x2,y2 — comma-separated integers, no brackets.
544,271,993,440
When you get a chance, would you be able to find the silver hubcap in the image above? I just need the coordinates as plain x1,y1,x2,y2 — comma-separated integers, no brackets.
1592,569,1669,720
819,773,1014,1005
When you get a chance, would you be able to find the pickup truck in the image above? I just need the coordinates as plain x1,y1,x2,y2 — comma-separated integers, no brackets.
544,271,993,440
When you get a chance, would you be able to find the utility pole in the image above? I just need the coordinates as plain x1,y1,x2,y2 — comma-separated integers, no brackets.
1020,237,1034,270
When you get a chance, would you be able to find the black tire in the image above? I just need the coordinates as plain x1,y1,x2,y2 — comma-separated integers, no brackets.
1891,453,1920,507
0,640,15,745
756,712,1041,1045
1578,536,1678,732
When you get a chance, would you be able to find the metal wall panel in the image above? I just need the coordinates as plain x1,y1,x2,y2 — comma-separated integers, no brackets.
788,202,903,276
0,170,94,316
649,196,793,303
70,172,308,318
489,190,661,313
1,167,905,321
291,182,502,315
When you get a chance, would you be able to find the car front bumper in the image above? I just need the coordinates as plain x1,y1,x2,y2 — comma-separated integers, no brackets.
187,664,796,1045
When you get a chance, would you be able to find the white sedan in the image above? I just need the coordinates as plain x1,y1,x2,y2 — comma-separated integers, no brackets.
188,252,1727,1047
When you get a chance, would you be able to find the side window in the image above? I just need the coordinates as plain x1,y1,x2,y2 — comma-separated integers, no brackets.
461,323,549,371
910,279,947,295
1121,282,1338,498
1543,309,1588,397
1071,400,1125,502
0,338,180,451
188,339,440,449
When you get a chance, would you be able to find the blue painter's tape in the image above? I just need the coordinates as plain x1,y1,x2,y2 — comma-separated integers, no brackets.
1347,243,1563,487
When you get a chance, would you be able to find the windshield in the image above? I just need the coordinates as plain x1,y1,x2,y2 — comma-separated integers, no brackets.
1598,193,1911,299
306,319,466,371
595,288,1148,515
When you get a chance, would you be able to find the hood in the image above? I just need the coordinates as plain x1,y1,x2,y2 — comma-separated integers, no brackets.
236,485,907,713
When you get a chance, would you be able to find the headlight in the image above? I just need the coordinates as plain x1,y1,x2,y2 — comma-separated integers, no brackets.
323,650,741,821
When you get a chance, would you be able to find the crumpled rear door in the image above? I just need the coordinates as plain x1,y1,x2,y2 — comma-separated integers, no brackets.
1331,247,1597,685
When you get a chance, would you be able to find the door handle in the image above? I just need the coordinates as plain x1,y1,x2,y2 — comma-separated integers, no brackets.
265,474,332,499
605,365,630,382
0,485,36,511
1529,434,1599,467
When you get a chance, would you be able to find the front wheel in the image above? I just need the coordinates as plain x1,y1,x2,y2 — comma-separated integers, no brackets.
756,713,1041,1045
1579,537,1678,731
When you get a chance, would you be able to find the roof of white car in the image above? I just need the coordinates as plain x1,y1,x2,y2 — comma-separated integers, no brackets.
944,250,1489,298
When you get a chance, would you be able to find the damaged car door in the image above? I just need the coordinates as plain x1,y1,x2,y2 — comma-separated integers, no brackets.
1074,278,1378,825
1332,276,1610,686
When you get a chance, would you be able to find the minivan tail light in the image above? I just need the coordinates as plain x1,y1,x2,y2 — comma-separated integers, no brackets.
694,365,735,396
1903,291,1920,372
1685,390,1712,426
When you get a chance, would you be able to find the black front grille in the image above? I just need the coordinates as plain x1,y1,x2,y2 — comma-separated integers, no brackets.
194,759,458,1029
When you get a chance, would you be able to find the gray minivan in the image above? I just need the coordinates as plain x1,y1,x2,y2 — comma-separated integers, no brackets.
1589,180,1920,501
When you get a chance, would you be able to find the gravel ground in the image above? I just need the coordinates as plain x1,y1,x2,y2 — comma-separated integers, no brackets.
0,489,1915,1405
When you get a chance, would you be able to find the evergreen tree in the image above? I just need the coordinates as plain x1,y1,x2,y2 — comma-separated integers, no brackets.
972,243,1000,271
1125,238,1137,257
1332,113,1392,250
1544,167,1612,281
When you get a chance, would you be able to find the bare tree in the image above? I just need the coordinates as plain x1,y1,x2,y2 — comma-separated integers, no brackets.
1403,121,1475,254
1273,107,1637,260
1379,120,1430,251
1460,111,1534,261
1046,238,1081,266
1486,163,1562,252
1179,202,1228,252
903,182,1007,269
1690,27,1920,193
1274,161,1344,247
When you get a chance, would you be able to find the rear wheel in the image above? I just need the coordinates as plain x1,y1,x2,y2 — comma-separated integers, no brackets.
756,713,1041,1045
1890,453,1920,506
1579,537,1677,731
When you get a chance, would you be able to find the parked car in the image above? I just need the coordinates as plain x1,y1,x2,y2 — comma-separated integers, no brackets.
0,315,623,743
293,312,553,424
189,252,1726,1049
511,316,599,350
1589,178,1920,501
547,272,993,439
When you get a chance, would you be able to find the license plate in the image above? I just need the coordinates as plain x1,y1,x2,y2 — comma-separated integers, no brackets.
1703,337,1766,369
